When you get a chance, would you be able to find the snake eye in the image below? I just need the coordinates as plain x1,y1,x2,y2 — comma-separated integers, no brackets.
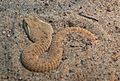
22,19,35,43
22,19,30,36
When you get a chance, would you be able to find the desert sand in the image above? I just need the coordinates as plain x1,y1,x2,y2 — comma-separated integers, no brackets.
0,0,120,81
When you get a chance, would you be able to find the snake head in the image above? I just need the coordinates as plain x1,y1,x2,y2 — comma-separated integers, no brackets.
22,15,53,43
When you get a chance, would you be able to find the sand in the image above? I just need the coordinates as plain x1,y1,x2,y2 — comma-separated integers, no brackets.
0,0,120,81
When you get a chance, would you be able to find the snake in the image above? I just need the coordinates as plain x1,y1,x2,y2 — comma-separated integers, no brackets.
20,15,98,72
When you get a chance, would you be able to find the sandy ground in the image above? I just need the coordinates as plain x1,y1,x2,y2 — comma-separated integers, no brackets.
0,0,120,81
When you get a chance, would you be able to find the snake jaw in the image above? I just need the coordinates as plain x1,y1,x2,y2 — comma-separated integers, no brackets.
22,19,36,43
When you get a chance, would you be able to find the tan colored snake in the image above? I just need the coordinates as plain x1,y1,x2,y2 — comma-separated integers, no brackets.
20,15,98,72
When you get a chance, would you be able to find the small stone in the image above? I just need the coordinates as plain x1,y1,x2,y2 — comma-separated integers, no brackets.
2,31,6,34
19,77,22,80
7,34,11,37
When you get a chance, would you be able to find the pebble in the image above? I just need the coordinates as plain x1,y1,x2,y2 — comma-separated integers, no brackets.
2,30,6,34
7,34,11,37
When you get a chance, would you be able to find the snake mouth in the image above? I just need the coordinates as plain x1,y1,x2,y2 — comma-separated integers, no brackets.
22,19,35,43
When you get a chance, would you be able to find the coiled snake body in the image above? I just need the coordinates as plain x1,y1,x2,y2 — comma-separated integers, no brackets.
21,15,97,72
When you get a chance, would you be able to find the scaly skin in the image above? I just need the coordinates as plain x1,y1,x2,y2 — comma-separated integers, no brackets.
21,15,98,72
